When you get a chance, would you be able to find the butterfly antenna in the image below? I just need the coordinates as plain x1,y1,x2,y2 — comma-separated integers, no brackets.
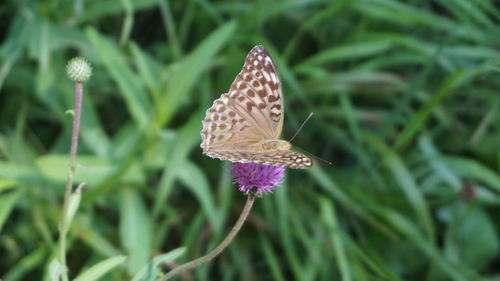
312,155,333,166
288,112,333,166
289,112,314,143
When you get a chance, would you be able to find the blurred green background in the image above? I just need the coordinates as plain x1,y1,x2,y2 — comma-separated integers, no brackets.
1,0,500,280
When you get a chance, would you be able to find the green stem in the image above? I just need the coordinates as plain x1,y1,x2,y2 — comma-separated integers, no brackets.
59,82,83,281
160,195,255,280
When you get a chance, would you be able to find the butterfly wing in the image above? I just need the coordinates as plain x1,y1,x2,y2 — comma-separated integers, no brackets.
200,46,313,169
229,45,284,138
200,92,264,151
200,45,283,151
205,150,312,169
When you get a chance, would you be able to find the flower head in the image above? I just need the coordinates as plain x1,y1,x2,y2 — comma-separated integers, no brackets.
231,163,285,196
66,57,92,83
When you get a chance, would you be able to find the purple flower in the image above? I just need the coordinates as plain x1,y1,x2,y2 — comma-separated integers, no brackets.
231,163,285,196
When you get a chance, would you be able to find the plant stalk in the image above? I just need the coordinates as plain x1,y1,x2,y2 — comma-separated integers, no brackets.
59,82,83,281
161,195,256,280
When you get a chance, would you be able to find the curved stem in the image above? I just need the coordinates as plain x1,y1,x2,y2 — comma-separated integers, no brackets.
161,196,255,281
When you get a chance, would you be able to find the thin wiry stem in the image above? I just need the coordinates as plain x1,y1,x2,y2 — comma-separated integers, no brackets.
160,196,255,281
59,82,83,281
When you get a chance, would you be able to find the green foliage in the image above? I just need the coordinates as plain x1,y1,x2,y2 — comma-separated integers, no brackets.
1,0,500,280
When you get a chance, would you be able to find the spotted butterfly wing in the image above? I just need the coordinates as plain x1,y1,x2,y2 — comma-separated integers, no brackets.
200,45,312,169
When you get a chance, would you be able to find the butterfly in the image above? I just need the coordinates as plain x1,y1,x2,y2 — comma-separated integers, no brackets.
200,45,312,169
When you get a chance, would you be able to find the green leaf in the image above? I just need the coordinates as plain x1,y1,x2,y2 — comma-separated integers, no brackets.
130,43,162,97
156,20,237,126
260,235,286,281
319,196,352,281
394,68,482,151
0,189,21,233
365,134,434,239
418,135,461,191
377,208,469,281
35,155,144,186
307,165,390,235
152,111,203,217
443,156,500,192
0,161,44,185
3,246,48,281
86,27,152,127
296,39,393,70
0,178,17,192
72,216,123,257
176,160,220,231
80,0,157,22
353,0,486,42
120,188,152,275
64,184,84,229
48,259,65,281
73,255,127,281
131,248,186,281
456,207,499,269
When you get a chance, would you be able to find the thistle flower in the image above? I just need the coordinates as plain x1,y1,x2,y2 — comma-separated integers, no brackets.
231,163,285,196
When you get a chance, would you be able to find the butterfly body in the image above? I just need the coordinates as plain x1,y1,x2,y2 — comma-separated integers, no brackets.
201,45,312,169
255,139,291,151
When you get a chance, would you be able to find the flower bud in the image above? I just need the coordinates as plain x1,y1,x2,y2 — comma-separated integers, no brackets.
66,57,92,83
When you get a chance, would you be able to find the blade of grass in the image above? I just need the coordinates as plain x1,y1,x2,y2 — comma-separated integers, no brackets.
365,134,434,240
177,160,220,232
274,186,304,281
158,0,182,59
152,110,203,217
155,20,236,127
418,135,461,191
346,239,404,281
130,43,162,99
0,189,22,233
119,0,134,46
394,67,483,151
376,208,471,281
73,255,127,281
86,27,152,128
260,235,286,281
308,166,394,237
72,216,123,257
132,248,186,281
319,196,352,281
443,156,500,192
120,188,152,275
3,246,48,281
295,39,393,72
354,0,487,42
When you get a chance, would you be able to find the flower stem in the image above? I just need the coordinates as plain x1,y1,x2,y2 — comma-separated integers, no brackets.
59,82,83,281
160,196,256,281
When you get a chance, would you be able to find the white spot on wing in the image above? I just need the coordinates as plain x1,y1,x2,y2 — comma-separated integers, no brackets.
270,72,277,83
263,71,271,82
